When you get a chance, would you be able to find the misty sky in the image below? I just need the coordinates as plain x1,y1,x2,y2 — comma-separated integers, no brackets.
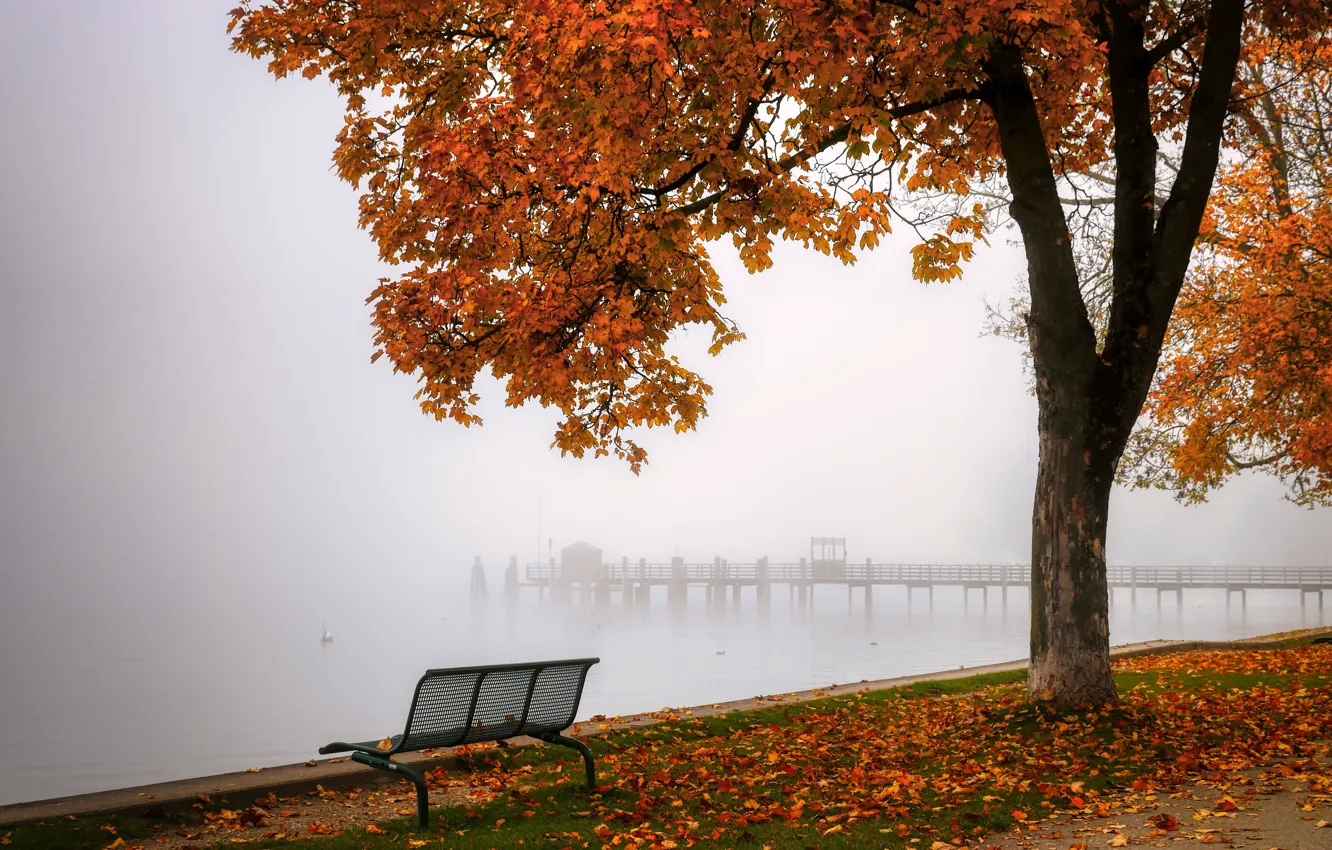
3,0,1331,658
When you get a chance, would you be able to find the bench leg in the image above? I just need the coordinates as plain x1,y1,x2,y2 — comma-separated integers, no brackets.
538,733,596,790
350,752,430,829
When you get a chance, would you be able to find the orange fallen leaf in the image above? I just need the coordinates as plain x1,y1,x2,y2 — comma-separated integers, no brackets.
1150,814,1179,831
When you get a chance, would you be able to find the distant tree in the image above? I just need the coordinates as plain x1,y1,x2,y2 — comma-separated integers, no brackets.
1122,37,1332,506
230,0,1329,706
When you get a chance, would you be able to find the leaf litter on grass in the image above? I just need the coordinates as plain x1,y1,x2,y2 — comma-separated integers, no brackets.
13,644,1332,850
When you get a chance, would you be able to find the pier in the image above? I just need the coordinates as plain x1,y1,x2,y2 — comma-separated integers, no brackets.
492,548,1332,616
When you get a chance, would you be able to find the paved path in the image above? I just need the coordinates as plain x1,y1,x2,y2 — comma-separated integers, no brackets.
981,740,1331,850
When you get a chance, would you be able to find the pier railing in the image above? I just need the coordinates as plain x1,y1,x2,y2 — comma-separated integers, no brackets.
523,561,1332,590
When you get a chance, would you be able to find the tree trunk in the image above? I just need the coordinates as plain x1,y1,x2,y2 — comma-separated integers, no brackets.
982,45,1122,706
1027,393,1118,706
981,0,1246,707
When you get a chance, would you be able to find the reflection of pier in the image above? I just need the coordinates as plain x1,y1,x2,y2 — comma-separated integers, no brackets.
500,557,1332,616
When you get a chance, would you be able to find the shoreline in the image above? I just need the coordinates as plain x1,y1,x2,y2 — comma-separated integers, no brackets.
2,626,1329,827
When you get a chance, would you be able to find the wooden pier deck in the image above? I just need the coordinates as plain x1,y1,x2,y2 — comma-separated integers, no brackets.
523,559,1332,590
497,558,1332,613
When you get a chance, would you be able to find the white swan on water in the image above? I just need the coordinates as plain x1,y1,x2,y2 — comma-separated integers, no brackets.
321,621,334,644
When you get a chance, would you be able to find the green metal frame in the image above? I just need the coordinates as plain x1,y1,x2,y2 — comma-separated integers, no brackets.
535,732,596,787
318,657,600,829
348,751,430,828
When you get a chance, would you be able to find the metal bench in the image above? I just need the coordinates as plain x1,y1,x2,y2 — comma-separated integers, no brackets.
318,657,600,828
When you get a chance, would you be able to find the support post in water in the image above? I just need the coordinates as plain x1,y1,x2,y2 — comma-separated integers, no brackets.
471,557,488,607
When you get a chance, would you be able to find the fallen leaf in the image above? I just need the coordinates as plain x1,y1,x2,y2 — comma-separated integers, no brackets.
1150,813,1180,831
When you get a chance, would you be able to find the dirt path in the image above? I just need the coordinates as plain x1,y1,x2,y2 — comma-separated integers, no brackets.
102,771,488,849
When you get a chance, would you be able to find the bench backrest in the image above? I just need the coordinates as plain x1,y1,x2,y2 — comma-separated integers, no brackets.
399,658,599,750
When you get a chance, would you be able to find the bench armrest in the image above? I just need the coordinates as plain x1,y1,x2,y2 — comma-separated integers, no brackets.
318,741,357,755
319,736,402,756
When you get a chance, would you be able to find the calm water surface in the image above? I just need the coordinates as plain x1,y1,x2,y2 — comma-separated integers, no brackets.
0,585,1325,806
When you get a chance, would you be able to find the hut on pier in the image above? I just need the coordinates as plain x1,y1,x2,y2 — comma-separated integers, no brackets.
560,540,603,584
810,537,846,579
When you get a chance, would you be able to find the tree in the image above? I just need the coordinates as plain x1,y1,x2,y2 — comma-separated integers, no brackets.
229,0,1328,705
1123,36,1332,506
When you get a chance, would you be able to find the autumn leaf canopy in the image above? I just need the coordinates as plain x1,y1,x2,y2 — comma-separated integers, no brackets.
229,0,1320,471
1127,35,1332,505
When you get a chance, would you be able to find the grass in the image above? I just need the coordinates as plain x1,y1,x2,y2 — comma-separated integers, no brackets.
5,645,1329,850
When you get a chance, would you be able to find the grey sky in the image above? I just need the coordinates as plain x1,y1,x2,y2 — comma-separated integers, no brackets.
2,0,1330,651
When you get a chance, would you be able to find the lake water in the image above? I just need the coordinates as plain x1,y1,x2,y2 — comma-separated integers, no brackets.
0,584,1325,807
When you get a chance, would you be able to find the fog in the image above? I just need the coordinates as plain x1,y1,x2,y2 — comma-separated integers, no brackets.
1,0,1329,807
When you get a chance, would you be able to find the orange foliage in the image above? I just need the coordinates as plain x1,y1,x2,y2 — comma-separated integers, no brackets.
228,1,1329,486
1133,37,1332,505
226,0,1129,469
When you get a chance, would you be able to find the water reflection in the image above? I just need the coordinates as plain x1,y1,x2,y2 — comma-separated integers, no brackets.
0,584,1324,806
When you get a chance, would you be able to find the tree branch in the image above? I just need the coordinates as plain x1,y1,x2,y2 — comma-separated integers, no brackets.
1154,0,1247,293
1095,0,1161,456
1145,18,1205,67
648,70,778,198
668,87,980,218
1228,449,1287,470
982,45,1096,381
1100,0,1245,448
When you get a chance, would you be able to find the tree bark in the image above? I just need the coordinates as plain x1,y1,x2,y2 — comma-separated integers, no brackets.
1026,390,1118,706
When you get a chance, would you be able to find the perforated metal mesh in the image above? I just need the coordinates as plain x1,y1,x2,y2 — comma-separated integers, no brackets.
396,660,593,750
400,671,481,750
462,669,535,743
518,664,588,736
